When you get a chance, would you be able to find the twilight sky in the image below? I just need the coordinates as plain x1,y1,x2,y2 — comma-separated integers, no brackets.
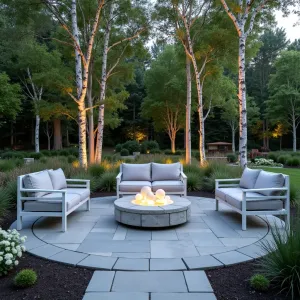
275,11,300,42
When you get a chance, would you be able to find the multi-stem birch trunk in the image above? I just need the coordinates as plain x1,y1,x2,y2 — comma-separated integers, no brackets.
87,61,94,164
289,101,300,152
220,0,268,168
185,56,192,164
165,104,181,153
53,119,62,150
229,120,238,153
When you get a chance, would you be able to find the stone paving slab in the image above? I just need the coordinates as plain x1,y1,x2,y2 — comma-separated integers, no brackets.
183,256,224,270
53,243,80,251
112,252,150,258
213,250,252,265
151,229,178,240
113,258,149,271
237,243,266,259
29,244,64,258
184,271,214,293
112,271,188,292
78,255,117,270
83,292,149,300
86,271,115,292
150,259,187,271
152,293,217,300
48,249,88,266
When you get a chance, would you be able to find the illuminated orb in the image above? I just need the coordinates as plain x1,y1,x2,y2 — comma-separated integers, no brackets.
135,193,143,201
155,189,165,200
146,191,156,201
141,186,151,198
165,195,171,202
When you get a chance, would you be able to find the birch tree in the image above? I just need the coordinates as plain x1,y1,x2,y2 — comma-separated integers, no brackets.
44,0,105,168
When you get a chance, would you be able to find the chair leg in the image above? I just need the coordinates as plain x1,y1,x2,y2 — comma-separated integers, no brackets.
87,198,90,211
284,213,290,232
62,215,67,232
17,215,22,230
242,214,247,231
215,199,219,211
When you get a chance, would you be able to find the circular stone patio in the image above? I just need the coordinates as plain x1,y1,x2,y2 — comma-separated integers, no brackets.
11,196,285,271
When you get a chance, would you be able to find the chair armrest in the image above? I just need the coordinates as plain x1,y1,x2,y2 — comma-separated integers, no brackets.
180,171,187,179
242,187,288,193
66,179,90,183
215,178,241,182
116,172,122,180
20,188,67,193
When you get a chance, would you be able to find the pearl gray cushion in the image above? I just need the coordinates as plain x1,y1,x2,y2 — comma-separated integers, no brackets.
23,170,54,197
24,192,81,212
239,168,261,189
215,188,227,200
48,168,67,190
254,171,285,196
152,181,184,193
222,188,283,211
61,188,90,201
119,181,151,193
122,163,151,181
152,163,181,181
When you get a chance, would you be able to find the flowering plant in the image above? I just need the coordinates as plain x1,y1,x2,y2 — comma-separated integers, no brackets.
249,158,283,168
0,228,26,275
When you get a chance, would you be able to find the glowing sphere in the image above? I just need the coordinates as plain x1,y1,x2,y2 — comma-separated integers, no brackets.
135,193,143,201
146,191,156,201
155,189,165,200
165,195,171,202
147,200,155,205
141,186,151,198
155,198,165,204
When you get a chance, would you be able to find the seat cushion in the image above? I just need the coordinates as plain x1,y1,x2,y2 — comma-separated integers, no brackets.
254,171,285,196
23,170,54,197
119,181,151,193
152,163,181,181
239,168,261,189
152,181,184,193
23,193,81,212
61,188,90,201
223,187,283,211
215,188,227,200
48,168,67,190
122,163,151,181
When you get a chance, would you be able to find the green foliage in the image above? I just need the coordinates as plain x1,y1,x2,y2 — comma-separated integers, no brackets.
28,152,43,160
186,171,202,191
0,188,13,220
286,157,300,167
115,144,123,152
290,184,300,207
122,141,140,154
120,148,130,156
250,274,270,292
99,172,116,192
0,160,16,172
259,221,300,299
141,141,159,154
278,155,289,164
89,164,106,177
227,153,237,163
14,269,37,288
1,152,24,159
67,155,76,163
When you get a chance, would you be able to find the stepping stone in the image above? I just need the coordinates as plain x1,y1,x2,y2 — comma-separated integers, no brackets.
29,244,64,258
113,258,149,270
150,259,187,271
78,255,117,270
213,250,252,266
152,293,216,300
183,256,223,270
48,249,88,266
112,271,188,292
183,271,213,293
86,271,115,292
83,292,149,300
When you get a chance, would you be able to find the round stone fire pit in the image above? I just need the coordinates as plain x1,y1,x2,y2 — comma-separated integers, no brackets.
114,195,191,228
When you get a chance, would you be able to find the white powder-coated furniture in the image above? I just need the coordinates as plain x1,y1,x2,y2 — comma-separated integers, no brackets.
116,162,187,198
17,169,90,232
215,168,290,231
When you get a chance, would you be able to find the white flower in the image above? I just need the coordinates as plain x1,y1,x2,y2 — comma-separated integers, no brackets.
0,256,3,262
5,259,12,265
12,248,17,254
21,246,26,252
11,242,15,247
17,252,22,258
14,260,19,266
16,246,21,251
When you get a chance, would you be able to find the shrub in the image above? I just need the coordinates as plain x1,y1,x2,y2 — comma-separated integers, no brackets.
250,274,270,292
67,148,79,157
286,157,300,167
259,222,300,299
164,150,174,155
115,144,123,152
0,160,16,172
59,150,69,156
277,155,289,165
175,150,183,155
99,172,116,192
0,228,26,276
40,150,51,156
227,153,237,163
151,149,161,154
1,152,24,159
67,155,77,163
89,164,106,177
4,180,18,203
250,158,283,167
49,150,59,157
141,140,159,154
186,171,202,191
120,148,129,156
14,269,37,288
268,152,278,162
0,188,13,220
122,141,140,154
28,152,43,160
290,184,300,206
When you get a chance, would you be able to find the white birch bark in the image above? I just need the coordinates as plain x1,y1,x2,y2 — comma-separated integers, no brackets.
185,56,192,165
87,62,94,164
35,115,40,153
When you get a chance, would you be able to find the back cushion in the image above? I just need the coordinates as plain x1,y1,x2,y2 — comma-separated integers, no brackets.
152,162,181,181
254,171,285,196
23,170,54,197
122,163,151,181
239,168,261,189
48,168,67,190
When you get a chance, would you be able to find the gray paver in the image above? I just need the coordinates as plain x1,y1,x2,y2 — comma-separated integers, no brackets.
170,211,187,225
220,237,258,247
142,214,170,227
126,229,152,240
83,292,149,300
84,232,115,240
237,243,266,259
78,255,117,270
183,256,224,270
24,238,46,251
152,293,216,300
53,243,80,251
113,258,149,270
86,271,115,292
48,249,88,265
184,271,213,293
121,211,141,226
196,246,237,255
150,259,187,270
113,226,127,240
151,241,199,258
112,271,188,292
29,244,64,258
112,252,150,258
213,250,252,265
152,229,178,240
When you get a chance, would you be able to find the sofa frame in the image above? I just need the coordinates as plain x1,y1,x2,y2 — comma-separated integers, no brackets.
17,175,90,232
215,175,290,231
116,163,187,198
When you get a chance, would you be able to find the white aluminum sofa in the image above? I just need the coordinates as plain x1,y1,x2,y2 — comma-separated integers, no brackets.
17,168,90,232
116,162,187,198
215,168,290,231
